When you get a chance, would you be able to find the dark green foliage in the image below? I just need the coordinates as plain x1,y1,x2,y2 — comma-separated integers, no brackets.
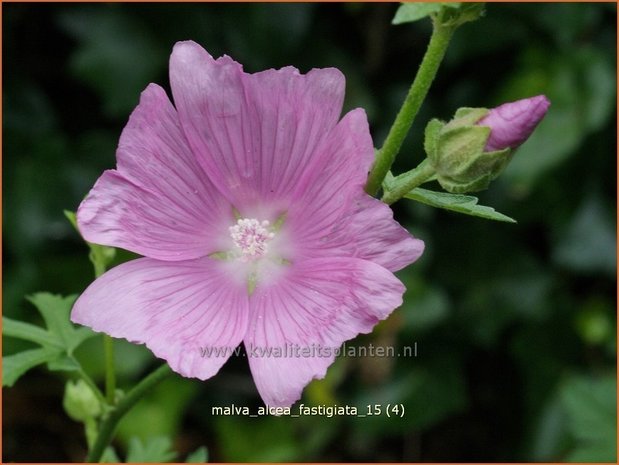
3,3,615,462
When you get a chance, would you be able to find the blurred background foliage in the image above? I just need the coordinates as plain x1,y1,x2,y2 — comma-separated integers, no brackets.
2,3,616,462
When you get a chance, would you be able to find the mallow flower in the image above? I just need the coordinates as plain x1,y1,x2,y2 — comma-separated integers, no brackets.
71,41,424,407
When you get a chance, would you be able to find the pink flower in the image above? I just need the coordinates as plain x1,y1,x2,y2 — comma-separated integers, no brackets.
478,95,550,152
71,41,424,407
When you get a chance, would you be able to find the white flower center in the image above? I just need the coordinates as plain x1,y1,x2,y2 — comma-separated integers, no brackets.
229,218,275,261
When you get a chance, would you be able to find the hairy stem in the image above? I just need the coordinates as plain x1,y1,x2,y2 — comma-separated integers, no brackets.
381,158,436,205
365,20,455,196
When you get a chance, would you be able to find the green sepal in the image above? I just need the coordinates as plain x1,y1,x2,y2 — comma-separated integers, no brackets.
438,146,512,193
432,124,489,192
447,107,489,128
424,118,445,163
423,108,512,194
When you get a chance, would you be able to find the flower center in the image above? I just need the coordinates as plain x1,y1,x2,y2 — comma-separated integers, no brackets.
229,218,275,261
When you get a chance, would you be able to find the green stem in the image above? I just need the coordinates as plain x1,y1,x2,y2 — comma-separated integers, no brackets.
103,335,116,405
92,255,117,407
87,364,173,462
365,19,455,196
381,158,436,205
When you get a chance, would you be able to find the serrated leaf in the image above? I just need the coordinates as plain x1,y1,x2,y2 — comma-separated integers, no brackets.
186,446,209,463
392,3,444,24
126,436,177,463
2,316,62,348
404,187,516,223
3,347,61,387
25,293,95,352
26,293,77,347
3,293,96,386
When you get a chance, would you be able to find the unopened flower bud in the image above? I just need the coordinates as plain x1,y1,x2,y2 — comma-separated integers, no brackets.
424,95,550,193
63,379,101,422
478,95,550,152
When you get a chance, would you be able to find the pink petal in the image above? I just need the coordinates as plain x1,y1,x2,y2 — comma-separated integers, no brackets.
71,258,249,380
327,195,425,272
244,257,405,407
288,108,375,246
77,84,230,260
478,95,550,151
169,40,345,207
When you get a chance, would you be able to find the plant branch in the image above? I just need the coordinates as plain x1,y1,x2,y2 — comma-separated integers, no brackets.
365,19,455,196
382,158,436,205
86,364,174,462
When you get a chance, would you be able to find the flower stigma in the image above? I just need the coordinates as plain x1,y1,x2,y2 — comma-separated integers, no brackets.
229,218,275,261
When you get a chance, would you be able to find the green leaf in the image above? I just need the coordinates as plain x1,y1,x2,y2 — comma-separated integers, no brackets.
560,374,616,462
125,436,177,463
26,294,76,347
47,355,81,372
26,293,95,352
393,3,484,27
392,3,444,24
186,446,209,463
2,316,62,348
404,187,516,222
2,293,97,386
3,347,61,387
